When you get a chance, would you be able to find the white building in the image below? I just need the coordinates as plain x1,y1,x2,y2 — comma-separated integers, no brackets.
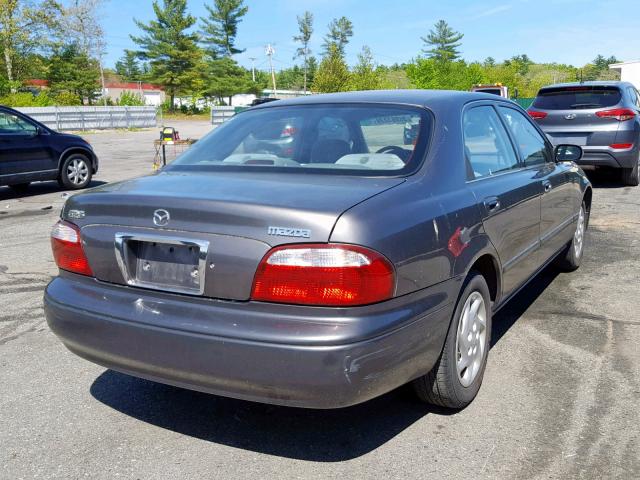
609,61,640,89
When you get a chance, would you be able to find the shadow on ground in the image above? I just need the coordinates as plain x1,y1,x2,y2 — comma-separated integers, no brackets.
0,180,107,201
584,168,629,189
89,264,559,461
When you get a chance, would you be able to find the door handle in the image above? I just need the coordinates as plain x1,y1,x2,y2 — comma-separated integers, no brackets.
543,180,552,193
484,196,500,214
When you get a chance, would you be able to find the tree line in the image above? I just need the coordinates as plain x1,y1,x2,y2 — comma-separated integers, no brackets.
0,0,621,109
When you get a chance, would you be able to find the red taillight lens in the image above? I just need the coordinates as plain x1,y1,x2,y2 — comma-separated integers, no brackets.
51,220,93,276
281,126,297,137
527,110,548,120
596,108,636,121
610,143,634,150
251,244,395,306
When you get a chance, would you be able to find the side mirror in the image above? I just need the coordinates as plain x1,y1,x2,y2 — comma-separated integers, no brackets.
554,144,583,163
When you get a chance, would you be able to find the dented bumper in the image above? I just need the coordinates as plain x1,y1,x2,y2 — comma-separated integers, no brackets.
44,272,456,409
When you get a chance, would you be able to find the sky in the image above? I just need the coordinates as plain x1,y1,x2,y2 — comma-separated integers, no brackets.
100,0,639,71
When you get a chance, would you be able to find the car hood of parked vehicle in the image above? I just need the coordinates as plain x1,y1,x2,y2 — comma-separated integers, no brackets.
63,171,406,244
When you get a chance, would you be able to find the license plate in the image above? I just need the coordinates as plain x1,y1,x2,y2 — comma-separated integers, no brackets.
115,234,209,295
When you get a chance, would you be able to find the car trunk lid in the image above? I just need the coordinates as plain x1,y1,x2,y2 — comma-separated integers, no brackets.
64,171,405,300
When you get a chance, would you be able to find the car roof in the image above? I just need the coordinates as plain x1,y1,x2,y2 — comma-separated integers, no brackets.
250,89,514,111
539,81,633,90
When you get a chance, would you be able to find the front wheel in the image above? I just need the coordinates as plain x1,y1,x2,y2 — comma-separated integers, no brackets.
413,272,492,409
58,154,92,190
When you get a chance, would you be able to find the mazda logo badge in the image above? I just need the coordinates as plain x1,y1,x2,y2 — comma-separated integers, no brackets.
153,209,170,226
564,114,576,120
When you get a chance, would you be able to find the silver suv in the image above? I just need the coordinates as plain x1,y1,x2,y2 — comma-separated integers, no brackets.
528,81,640,185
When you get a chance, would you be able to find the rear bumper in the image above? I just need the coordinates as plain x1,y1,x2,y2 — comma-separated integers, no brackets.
576,146,637,169
44,274,456,408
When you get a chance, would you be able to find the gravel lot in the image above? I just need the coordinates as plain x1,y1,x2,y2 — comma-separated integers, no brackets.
1,120,638,479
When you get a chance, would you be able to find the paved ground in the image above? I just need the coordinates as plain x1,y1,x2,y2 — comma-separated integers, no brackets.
1,121,638,479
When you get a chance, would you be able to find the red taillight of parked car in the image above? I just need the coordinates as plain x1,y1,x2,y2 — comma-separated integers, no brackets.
527,110,548,120
51,220,93,276
596,108,636,121
610,143,634,150
251,244,395,306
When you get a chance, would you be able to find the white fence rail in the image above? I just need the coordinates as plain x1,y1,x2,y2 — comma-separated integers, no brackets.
15,106,158,131
211,106,238,125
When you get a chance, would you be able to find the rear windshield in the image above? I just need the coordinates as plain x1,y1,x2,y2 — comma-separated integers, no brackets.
532,86,621,110
166,104,432,176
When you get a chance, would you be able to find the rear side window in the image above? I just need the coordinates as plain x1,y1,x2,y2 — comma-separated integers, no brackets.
463,106,519,179
532,86,622,110
499,107,550,167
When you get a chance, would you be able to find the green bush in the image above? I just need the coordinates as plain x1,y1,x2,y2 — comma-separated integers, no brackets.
0,91,55,107
117,90,145,106
52,91,82,106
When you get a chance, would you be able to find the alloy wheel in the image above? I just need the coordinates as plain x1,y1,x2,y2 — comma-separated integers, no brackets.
66,158,89,185
455,291,487,387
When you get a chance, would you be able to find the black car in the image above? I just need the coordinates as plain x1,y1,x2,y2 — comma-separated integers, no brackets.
46,91,591,410
0,105,98,192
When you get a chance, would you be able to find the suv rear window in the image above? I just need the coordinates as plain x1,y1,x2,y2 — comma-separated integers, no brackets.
168,104,432,176
532,86,621,110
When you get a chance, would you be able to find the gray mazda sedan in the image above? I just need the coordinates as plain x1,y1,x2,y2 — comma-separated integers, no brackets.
45,90,592,409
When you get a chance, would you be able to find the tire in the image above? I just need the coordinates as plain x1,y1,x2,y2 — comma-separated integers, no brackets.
555,200,588,272
9,183,30,193
413,272,492,409
621,160,639,186
58,154,92,190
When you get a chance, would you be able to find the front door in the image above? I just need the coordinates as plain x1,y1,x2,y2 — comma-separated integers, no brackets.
0,109,55,179
497,106,577,263
463,104,543,298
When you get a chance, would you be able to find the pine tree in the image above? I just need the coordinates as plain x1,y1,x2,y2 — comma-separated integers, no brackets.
421,20,463,62
47,43,100,104
322,17,353,57
200,0,248,59
115,50,142,81
312,44,350,93
131,0,203,109
293,11,313,93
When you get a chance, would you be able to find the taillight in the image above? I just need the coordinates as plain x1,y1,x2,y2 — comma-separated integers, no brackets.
596,108,636,121
527,110,548,120
610,143,634,150
51,220,93,276
251,244,395,306
281,126,297,137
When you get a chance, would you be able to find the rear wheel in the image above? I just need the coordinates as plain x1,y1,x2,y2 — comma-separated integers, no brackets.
58,154,92,190
9,183,30,193
413,272,492,409
555,201,587,271
622,159,639,186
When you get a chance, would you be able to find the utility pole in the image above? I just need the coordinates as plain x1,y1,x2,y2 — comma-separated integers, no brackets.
249,57,256,82
266,44,277,97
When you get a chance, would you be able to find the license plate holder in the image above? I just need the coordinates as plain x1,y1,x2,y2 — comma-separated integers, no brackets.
115,234,209,295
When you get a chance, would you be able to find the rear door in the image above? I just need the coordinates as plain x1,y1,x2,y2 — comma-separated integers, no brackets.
499,105,577,263
0,109,56,178
529,85,623,148
463,104,543,297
